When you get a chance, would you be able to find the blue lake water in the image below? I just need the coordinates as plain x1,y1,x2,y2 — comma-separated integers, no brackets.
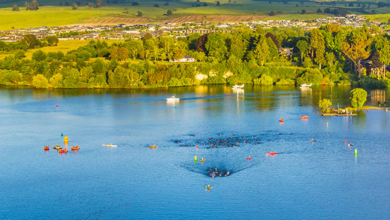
1,85,390,219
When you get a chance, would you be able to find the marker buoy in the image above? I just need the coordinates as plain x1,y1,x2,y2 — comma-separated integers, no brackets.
61,133,63,137
344,140,347,143
227,94,229,96
194,156,197,161
315,90,317,93
355,149,357,156
56,105,58,108
196,145,198,149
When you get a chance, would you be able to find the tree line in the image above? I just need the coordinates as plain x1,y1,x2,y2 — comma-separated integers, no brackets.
1,24,390,89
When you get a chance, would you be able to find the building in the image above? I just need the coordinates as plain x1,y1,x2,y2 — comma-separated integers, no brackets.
169,56,196,63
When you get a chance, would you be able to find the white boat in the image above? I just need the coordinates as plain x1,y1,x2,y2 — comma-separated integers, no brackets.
166,95,180,102
232,84,244,89
102,144,117,148
300,83,312,88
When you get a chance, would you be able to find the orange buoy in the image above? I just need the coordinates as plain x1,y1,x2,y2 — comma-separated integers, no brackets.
344,140,347,143
196,145,198,149
56,105,58,108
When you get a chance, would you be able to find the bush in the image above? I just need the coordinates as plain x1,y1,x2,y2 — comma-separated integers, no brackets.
254,74,273,85
297,69,323,85
32,74,49,88
276,78,295,85
358,76,386,89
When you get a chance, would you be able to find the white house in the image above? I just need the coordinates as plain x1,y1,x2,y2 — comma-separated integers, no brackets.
169,56,196,63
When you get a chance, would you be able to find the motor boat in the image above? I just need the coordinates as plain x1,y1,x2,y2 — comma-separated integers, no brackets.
300,83,312,88
232,84,244,89
166,95,180,102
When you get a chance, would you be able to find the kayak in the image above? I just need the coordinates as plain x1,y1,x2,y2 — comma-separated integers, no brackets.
102,144,117,148
279,119,284,123
246,157,252,160
266,152,278,156
71,146,80,151
200,159,206,162
300,115,308,119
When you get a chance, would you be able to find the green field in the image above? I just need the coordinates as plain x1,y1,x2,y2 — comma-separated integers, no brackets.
0,0,389,30
0,39,122,59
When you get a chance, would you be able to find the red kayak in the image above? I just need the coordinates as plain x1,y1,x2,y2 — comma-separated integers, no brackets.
266,152,278,156
279,119,284,123
246,157,252,160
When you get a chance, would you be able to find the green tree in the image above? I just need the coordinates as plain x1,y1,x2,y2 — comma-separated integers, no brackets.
350,88,367,109
32,50,47,61
266,37,278,60
342,29,372,77
167,10,173,16
315,42,326,69
126,40,143,60
46,36,58,46
296,40,309,61
379,38,390,78
12,4,20,11
32,74,49,88
49,73,63,88
136,11,142,17
95,0,103,8
309,29,325,61
72,2,79,10
205,33,227,61
254,36,269,66
319,98,332,112
22,34,40,49
109,46,129,61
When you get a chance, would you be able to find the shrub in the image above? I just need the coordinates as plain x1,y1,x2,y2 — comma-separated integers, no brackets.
254,74,273,85
32,74,49,88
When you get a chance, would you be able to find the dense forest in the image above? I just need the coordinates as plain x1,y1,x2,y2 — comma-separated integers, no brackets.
1,24,390,89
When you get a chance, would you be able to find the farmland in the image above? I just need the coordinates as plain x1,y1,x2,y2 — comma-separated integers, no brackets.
0,0,379,30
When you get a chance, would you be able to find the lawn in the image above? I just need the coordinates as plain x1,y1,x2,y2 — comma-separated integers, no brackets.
0,39,122,59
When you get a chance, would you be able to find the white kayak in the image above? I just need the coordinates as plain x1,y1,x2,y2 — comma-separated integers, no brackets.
102,144,117,147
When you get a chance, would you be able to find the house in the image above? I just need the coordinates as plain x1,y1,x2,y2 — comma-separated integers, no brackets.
279,48,293,56
169,56,196,63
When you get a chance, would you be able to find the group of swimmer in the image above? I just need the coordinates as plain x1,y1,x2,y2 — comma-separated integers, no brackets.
176,131,291,150
208,168,231,178
149,145,158,149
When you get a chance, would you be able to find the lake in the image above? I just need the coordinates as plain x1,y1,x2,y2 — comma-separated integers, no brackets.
1,85,390,219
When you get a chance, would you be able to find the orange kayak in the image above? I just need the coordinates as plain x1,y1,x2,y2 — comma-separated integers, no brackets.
266,152,278,156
